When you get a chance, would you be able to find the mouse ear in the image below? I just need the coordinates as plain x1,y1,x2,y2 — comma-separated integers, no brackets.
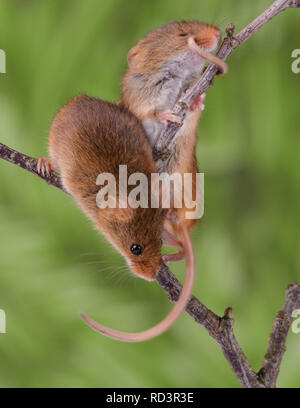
96,175,136,222
127,46,139,67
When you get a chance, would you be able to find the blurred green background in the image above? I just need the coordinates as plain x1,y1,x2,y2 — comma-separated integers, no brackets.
0,0,299,388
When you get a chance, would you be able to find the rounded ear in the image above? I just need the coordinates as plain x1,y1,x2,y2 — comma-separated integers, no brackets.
127,46,139,67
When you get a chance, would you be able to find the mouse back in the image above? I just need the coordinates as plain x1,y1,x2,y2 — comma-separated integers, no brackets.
49,95,166,280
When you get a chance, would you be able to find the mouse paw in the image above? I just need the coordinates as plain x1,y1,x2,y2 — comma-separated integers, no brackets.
37,156,56,176
190,93,206,112
162,229,183,251
156,110,181,125
162,251,185,264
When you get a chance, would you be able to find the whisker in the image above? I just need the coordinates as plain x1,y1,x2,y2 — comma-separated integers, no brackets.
78,252,103,257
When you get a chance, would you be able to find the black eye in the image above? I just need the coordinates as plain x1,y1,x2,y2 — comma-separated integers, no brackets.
179,33,188,37
130,243,143,256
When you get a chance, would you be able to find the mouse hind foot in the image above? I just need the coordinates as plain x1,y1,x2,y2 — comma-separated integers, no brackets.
190,93,206,112
37,156,57,176
162,227,185,264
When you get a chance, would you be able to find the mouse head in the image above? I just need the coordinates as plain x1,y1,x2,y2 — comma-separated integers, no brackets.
96,196,167,282
127,21,222,71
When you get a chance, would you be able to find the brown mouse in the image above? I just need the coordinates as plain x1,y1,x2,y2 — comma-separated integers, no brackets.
37,95,195,342
122,21,227,262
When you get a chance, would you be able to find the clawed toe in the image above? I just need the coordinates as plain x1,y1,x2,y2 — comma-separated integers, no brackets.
156,110,181,125
190,93,206,112
37,156,53,177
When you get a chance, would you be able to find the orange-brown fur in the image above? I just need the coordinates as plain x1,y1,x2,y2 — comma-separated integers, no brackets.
49,95,167,280
123,22,221,121
122,21,221,253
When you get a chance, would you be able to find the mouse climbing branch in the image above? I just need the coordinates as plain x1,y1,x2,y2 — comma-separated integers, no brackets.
1,0,300,388
153,0,300,170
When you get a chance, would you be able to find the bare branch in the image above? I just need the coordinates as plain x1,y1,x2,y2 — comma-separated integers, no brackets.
1,0,299,388
156,265,264,388
157,265,300,388
259,283,300,387
0,142,67,193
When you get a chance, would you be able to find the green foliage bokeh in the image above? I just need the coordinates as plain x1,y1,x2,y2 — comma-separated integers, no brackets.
0,0,299,387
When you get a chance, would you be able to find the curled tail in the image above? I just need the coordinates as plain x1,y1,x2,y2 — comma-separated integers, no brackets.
80,225,195,342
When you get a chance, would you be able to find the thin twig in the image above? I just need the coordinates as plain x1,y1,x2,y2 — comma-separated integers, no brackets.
0,142,67,193
1,0,300,388
259,283,300,387
157,265,300,388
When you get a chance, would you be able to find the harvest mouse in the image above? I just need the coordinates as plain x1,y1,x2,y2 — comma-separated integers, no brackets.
122,21,228,261
37,95,195,342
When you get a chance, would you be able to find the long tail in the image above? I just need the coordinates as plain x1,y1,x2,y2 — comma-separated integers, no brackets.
188,36,228,76
80,225,195,342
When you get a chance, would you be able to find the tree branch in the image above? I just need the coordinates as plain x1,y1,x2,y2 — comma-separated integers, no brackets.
158,266,300,388
1,0,299,388
259,283,300,387
0,142,66,193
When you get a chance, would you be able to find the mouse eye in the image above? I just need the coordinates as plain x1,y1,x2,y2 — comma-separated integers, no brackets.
130,243,143,256
179,33,188,37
